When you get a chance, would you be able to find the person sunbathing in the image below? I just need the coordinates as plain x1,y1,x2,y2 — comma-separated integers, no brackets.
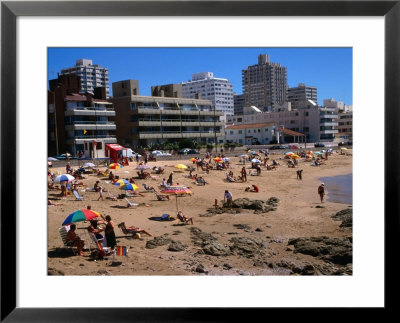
48,199,63,206
155,191,170,200
177,210,194,225
226,173,236,182
143,183,155,191
118,222,152,236
266,164,276,171
65,224,85,256
196,177,206,185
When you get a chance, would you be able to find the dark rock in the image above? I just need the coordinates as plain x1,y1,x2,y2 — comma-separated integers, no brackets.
48,267,65,276
79,263,84,267
223,263,233,270
315,205,325,208
97,269,111,276
146,236,173,249
168,241,187,252
202,241,231,256
195,264,208,273
288,236,352,265
229,237,265,257
332,209,353,228
109,261,122,267
255,228,263,232
234,224,251,230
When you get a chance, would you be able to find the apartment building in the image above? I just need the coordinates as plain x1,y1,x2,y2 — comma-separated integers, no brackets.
181,72,234,116
242,54,288,112
225,122,277,145
48,74,117,157
151,83,182,98
111,80,225,147
226,101,339,143
234,94,245,115
336,111,353,140
60,59,110,98
288,83,318,109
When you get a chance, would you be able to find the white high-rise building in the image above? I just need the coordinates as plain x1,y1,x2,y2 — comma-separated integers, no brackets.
60,59,110,98
181,72,234,116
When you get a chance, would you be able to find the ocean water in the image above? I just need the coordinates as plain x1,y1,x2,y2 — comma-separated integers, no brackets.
319,173,352,205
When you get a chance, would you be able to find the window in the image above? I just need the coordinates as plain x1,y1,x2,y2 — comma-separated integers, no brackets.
230,131,234,135
239,130,242,134
96,142,103,150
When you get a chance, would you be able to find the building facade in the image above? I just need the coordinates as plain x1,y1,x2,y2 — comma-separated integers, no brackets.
288,83,318,109
242,54,288,112
234,94,245,115
112,80,224,147
60,59,110,98
181,72,234,116
151,83,182,98
336,111,353,140
48,74,117,157
225,123,277,145
226,102,339,143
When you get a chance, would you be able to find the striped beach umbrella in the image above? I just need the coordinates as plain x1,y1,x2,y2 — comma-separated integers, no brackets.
113,179,129,186
250,158,261,163
120,183,139,191
53,174,75,183
162,186,192,212
62,209,100,226
108,163,123,169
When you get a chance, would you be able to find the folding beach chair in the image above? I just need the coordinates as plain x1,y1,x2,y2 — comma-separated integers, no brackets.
59,226,76,255
72,189,83,201
125,198,138,208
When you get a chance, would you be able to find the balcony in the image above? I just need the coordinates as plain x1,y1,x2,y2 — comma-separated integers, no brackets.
65,122,116,131
66,135,117,144
319,122,338,127
64,108,115,117
320,129,339,134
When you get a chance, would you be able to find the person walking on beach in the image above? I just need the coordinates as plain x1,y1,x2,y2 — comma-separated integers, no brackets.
167,172,173,186
224,190,233,209
296,169,303,180
241,167,247,182
97,185,104,201
318,183,325,203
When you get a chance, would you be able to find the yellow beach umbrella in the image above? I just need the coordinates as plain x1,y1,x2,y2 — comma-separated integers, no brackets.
175,164,188,170
340,147,348,150
291,154,300,159
189,158,197,162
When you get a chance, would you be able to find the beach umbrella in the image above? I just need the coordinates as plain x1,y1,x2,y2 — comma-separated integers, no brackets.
189,158,197,162
222,157,230,162
83,162,95,168
306,150,313,154
250,158,261,163
291,154,300,159
62,209,101,226
240,154,248,158
136,164,151,170
285,152,294,155
314,151,322,155
108,163,123,169
340,147,348,150
48,157,58,161
175,164,188,170
113,179,129,186
214,157,222,161
306,154,313,158
120,183,139,191
162,186,192,212
53,174,75,183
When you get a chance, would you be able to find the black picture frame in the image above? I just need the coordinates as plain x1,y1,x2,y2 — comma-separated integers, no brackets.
1,0,398,321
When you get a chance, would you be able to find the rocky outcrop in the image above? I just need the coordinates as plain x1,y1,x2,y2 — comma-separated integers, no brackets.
288,236,352,265
145,236,172,249
331,209,353,228
190,227,231,256
168,241,187,252
229,197,280,214
229,237,265,258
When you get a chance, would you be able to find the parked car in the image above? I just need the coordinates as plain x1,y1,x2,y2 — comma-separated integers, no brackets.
270,145,284,150
289,145,299,149
122,148,142,158
150,150,171,157
54,154,78,160
314,142,325,148
178,148,199,155
281,145,290,149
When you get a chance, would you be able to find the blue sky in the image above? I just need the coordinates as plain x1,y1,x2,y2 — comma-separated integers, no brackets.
48,47,352,105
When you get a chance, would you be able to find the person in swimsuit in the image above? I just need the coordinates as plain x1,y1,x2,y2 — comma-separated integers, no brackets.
101,215,116,250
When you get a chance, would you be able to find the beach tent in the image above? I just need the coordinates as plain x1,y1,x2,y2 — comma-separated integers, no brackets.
105,144,129,165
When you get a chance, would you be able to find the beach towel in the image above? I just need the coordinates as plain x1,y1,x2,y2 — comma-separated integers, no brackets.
115,246,128,256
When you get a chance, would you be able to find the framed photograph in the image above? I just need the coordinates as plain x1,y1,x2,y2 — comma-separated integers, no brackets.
2,0,398,321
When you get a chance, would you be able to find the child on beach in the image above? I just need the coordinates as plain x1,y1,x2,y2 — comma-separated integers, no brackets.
97,186,104,201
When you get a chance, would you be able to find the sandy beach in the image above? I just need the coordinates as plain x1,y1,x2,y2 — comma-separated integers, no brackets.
48,149,353,276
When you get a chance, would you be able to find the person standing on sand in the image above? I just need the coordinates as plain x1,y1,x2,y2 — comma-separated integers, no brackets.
318,183,325,203
97,185,104,201
167,172,173,186
224,190,233,209
296,169,303,180
241,167,247,182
